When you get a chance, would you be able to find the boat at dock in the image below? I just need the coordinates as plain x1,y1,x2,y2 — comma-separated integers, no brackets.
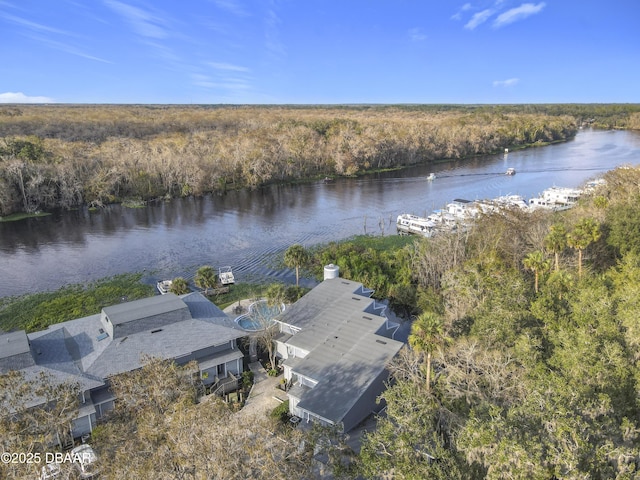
396,214,437,237
157,279,173,295
218,266,235,285
427,173,436,181
528,186,582,210
396,180,599,238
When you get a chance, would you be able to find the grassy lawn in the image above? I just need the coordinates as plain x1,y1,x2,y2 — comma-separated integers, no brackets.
0,273,154,333
0,273,279,334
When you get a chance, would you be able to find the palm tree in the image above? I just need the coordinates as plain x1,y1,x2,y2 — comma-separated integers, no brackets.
546,269,574,300
544,223,568,272
265,282,287,307
523,250,551,293
169,277,190,295
567,218,601,279
284,244,309,287
194,265,217,294
408,312,448,392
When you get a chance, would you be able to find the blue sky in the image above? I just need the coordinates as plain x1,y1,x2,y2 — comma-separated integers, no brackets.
1,1,638,104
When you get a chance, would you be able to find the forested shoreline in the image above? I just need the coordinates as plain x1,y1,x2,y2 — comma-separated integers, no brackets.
0,104,605,216
3,165,640,479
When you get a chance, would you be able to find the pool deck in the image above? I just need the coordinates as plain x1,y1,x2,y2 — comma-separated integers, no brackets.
222,298,254,317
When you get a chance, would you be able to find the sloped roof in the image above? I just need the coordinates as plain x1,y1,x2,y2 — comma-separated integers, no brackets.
282,278,404,425
102,293,187,325
0,330,30,358
86,318,243,378
295,332,402,424
7,292,243,388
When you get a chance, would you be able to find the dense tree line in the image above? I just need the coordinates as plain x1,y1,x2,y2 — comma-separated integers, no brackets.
0,105,581,215
356,166,640,479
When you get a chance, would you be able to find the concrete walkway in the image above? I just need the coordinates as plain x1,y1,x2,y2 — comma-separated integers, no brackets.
221,298,288,417
240,361,288,417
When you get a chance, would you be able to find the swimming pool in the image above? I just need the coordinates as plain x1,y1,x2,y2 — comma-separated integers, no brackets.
235,299,285,331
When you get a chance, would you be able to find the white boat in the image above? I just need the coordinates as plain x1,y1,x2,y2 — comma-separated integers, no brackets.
427,173,436,181
505,167,516,175
529,186,582,210
491,194,529,210
218,266,235,285
396,214,437,237
157,279,173,295
583,178,606,192
445,199,479,220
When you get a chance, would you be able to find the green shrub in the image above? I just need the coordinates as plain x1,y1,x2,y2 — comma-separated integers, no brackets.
241,370,254,390
270,400,290,423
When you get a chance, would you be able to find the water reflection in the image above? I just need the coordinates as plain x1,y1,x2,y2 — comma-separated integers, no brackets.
1,129,639,297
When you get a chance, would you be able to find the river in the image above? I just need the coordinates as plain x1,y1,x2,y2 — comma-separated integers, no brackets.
1,128,639,298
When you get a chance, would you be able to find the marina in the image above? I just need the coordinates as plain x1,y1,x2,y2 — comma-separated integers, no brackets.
397,184,597,237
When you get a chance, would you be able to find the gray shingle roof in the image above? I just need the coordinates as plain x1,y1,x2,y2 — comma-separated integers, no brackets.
0,330,30,358
280,278,404,425
86,318,243,379
103,293,187,325
295,332,402,424
6,292,244,390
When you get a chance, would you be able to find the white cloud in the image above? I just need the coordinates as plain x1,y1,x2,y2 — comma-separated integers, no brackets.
0,92,54,103
464,9,493,30
493,2,546,28
408,28,427,41
264,8,285,59
104,0,168,38
451,3,472,20
28,34,113,63
207,62,250,72
191,73,251,93
493,78,519,87
210,0,250,17
1,12,71,35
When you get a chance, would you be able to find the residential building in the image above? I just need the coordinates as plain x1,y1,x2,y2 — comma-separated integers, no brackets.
275,276,404,433
0,292,245,441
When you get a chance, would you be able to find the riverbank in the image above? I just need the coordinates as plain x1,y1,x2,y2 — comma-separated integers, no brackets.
0,231,417,332
0,211,51,222
0,105,580,216
0,274,154,333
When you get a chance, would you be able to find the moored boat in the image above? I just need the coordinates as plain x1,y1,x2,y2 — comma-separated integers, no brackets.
427,173,436,181
506,167,516,175
396,214,437,237
157,279,173,295
218,266,235,285
528,186,582,210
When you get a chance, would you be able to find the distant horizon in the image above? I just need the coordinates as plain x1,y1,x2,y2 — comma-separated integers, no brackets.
2,1,639,104
3,102,640,107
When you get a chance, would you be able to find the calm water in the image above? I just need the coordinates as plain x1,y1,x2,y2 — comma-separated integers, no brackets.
1,128,639,298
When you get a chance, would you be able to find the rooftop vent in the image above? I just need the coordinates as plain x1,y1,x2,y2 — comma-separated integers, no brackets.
375,339,387,345
151,329,163,334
